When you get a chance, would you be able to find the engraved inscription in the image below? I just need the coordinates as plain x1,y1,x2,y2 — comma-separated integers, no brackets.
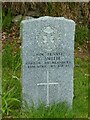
25,52,72,69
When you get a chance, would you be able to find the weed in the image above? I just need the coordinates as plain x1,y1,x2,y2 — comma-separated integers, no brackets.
2,41,88,118
75,25,89,46
2,8,13,30
2,22,88,118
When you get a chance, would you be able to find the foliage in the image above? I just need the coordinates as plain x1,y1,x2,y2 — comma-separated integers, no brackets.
2,3,89,26
1,5,89,118
2,40,88,118
75,25,89,46
73,57,88,118
2,8,13,30
20,102,72,118
2,41,21,117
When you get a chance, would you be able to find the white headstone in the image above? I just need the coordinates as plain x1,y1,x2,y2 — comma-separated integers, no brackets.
21,16,75,107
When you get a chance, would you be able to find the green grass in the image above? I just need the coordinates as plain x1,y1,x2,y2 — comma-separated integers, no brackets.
2,8,13,30
19,102,73,118
2,45,21,117
73,58,88,118
2,40,88,118
75,25,89,47
1,6,89,118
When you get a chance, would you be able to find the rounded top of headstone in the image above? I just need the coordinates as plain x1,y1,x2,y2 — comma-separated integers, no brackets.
21,16,75,24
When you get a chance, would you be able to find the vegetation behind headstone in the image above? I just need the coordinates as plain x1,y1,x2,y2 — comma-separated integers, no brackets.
2,2,89,26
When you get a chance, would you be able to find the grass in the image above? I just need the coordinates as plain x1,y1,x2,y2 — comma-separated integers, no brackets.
2,8,13,30
19,102,73,118
75,25,89,46
2,38,88,118
1,11,89,118
73,58,88,118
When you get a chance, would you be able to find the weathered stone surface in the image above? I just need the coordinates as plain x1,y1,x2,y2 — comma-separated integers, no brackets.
21,16,75,107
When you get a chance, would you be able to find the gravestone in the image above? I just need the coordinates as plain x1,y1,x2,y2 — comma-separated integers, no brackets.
21,16,75,107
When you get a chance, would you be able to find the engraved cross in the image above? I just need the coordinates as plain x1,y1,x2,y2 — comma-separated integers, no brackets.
37,71,59,106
